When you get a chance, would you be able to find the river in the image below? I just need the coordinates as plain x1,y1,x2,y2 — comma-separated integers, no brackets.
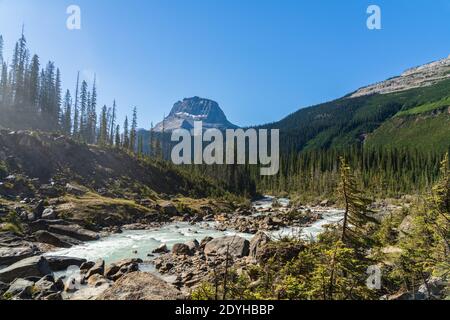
45,197,344,268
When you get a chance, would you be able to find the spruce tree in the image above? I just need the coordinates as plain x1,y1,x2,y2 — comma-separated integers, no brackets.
115,124,121,147
338,157,378,248
129,107,137,152
109,100,117,145
62,90,72,135
123,116,129,149
54,68,62,129
28,55,40,111
0,35,3,66
79,80,88,139
99,105,108,145
72,72,80,137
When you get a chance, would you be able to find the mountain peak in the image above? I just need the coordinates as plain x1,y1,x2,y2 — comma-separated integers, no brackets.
350,55,450,98
154,97,238,132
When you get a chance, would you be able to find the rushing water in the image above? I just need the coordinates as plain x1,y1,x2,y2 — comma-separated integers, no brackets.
45,197,344,266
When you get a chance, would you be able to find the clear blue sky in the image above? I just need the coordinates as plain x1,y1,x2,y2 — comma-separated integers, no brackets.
1,0,449,128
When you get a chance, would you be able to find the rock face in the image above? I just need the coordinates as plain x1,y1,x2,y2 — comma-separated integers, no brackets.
0,256,52,283
97,272,185,300
249,231,271,258
44,256,87,272
153,97,238,132
204,236,250,258
47,224,99,241
350,56,450,98
0,244,39,266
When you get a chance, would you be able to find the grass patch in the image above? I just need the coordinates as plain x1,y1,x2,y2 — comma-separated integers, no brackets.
396,96,450,116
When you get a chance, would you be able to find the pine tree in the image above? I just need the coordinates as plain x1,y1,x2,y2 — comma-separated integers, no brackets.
0,35,3,66
129,107,137,152
0,62,7,105
338,157,378,248
28,55,40,111
115,124,121,147
79,80,88,140
109,100,117,145
99,105,108,146
54,68,62,129
123,116,129,149
62,90,72,135
72,72,80,137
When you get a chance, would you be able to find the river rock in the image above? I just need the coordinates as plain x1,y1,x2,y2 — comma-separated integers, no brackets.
32,200,45,220
172,243,192,255
418,277,446,299
200,236,213,249
85,260,105,279
249,231,271,258
5,278,34,297
33,230,80,248
0,244,39,266
0,256,52,283
185,239,199,252
152,244,169,254
97,272,185,300
45,256,87,271
48,224,99,241
160,201,178,216
204,236,250,258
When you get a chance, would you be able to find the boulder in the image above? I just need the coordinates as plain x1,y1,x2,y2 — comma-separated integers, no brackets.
32,200,45,220
204,236,250,258
85,259,105,279
185,239,199,252
249,231,271,258
152,244,169,254
33,275,59,297
87,274,111,288
41,208,56,220
45,256,87,271
160,201,178,216
65,183,88,196
33,230,80,248
5,278,34,297
97,272,185,300
0,256,52,283
398,215,414,236
48,224,99,241
200,236,213,249
418,277,446,299
105,259,142,280
80,261,96,273
0,245,39,266
172,243,192,256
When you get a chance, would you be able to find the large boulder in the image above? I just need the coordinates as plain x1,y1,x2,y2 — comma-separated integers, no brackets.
33,230,80,248
0,245,39,266
172,243,192,256
97,272,185,300
41,208,57,220
48,224,99,241
249,231,271,258
5,278,34,297
0,256,52,283
152,244,169,254
204,236,250,258
85,260,105,279
45,256,87,272
160,201,178,216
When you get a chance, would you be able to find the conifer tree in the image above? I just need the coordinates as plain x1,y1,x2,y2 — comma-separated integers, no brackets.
123,116,129,149
62,89,72,134
338,157,378,248
72,72,80,137
28,55,40,111
79,80,88,139
0,62,7,105
54,68,62,129
109,100,117,145
115,124,121,147
129,107,137,152
0,35,3,66
99,105,108,145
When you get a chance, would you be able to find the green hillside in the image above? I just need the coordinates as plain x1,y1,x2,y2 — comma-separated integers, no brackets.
267,78,450,153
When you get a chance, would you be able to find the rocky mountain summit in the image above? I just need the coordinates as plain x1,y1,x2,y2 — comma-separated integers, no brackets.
350,55,450,98
153,97,238,132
